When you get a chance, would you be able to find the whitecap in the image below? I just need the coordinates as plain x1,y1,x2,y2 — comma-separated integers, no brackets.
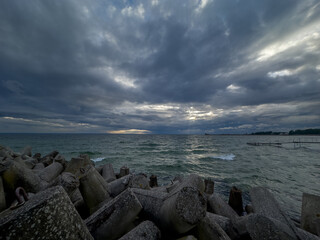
91,157,105,162
211,154,235,161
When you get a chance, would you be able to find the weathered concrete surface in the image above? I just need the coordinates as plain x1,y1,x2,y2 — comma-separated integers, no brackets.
246,214,297,240
169,174,205,196
206,212,238,239
64,156,94,177
102,163,116,183
2,160,45,193
301,193,320,236
55,172,79,196
197,213,231,240
133,186,207,234
85,189,142,240
108,174,133,197
208,194,239,222
119,166,130,178
33,162,45,170
0,176,6,212
297,227,320,240
130,174,151,190
79,166,111,214
38,162,63,183
250,187,301,239
0,186,93,240
119,220,161,240
177,236,198,240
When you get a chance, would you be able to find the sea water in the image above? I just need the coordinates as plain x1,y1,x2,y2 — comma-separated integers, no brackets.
1,133,319,220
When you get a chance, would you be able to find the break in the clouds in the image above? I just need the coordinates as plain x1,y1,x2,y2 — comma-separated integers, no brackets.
0,0,320,134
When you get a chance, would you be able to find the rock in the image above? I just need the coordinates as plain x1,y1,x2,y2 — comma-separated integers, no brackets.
79,165,111,214
301,193,320,236
228,186,243,216
119,165,130,178
101,163,116,183
37,162,63,183
131,174,151,190
85,189,142,240
208,194,239,222
0,186,93,239
196,213,231,240
2,160,45,193
0,176,6,212
133,186,207,234
250,187,301,239
204,179,214,195
108,174,133,197
65,156,94,177
119,220,161,240
21,146,32,157
149,175,158,188
246,214,298,240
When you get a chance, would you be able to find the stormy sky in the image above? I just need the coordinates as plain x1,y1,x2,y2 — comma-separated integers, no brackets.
0,0,320,134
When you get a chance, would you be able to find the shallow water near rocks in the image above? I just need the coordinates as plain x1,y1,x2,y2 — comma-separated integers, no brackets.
1,133,319,220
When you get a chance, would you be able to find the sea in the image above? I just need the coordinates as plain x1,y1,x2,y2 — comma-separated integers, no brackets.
1,133,319,220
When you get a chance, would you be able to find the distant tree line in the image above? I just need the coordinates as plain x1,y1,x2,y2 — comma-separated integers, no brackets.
251,129,320,135
288,129,320,135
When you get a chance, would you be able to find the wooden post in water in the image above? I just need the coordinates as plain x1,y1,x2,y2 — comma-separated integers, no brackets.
228,186,243,216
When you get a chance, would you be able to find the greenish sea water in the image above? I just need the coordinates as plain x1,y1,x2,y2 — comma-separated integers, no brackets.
1,133,319,220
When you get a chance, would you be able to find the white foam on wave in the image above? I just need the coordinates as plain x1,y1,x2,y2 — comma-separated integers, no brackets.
91,157,105,162
211,153,235,161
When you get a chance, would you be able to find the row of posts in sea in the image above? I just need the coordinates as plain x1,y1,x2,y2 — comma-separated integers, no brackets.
247,137,320,148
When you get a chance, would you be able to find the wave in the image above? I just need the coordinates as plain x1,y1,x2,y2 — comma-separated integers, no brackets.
211,153,235,161
91,157,105,162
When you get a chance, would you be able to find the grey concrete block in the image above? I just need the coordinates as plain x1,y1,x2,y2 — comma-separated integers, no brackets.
102,163,116,183
197,213,231,240
85,188,142,240
0,186,93,240
301,193,320,236
119,220,161,240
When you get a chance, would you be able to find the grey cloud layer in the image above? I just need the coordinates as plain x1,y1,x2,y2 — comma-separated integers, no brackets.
0,0,319,133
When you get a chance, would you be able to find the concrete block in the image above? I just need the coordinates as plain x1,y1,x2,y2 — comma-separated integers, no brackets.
301,193,320,236
208,194,239,222
85,189,142,240
119,220,161,240
102,163,116,183
37,162,63,183
0,186,93,240
196,213,231,240
79,165,111,214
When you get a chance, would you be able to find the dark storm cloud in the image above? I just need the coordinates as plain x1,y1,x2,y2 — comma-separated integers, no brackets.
0,0,319,133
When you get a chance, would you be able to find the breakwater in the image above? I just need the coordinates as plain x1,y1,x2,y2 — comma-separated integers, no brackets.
0,145,319,239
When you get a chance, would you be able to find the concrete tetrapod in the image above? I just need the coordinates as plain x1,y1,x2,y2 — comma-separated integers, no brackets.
133,186,207,235
108,174,133,197
250,187,302,239
301,193,320,236
208,194,239,222
246,214,298,240
0,186,93,240
196,213,231,240
37,162,64,183
119,220,161,240
79,165,111,214
85,188,142,240
101,163,116,183
2,160,45,193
